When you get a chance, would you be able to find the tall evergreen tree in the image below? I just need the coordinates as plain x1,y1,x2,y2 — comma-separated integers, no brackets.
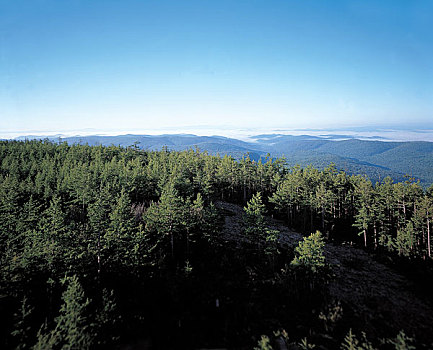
33,275,92,350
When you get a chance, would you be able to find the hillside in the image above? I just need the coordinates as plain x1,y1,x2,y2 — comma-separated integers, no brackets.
217,201,433,347
251,135,433,185
1,140,433,349
16,133,433,186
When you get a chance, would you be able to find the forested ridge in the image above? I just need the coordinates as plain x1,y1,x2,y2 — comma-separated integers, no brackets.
18,134,433,186
1,140,433,349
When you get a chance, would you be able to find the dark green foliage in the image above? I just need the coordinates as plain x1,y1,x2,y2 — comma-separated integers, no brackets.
31,134,433,186
341,329,374,350
93,289,120,347
299,337,316,349
257,329,416,350
103,189,137,268
33,275,92,350
395,222,416,257
243,192,267,238
11,297,34,350
291,231,325,272
387,331,416,350
254,335,273,350
0,140,432,349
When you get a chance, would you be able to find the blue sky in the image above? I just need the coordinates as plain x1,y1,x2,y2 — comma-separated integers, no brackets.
1,0,432,135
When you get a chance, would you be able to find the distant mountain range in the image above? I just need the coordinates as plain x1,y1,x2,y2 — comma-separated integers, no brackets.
13,133,433,187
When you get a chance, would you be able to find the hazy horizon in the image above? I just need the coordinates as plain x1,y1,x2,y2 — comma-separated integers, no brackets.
3,123,433,143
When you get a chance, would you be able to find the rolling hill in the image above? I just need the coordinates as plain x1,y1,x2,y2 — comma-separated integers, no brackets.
15,133,433,187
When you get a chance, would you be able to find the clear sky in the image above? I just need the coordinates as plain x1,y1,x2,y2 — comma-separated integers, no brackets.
1,0,432,135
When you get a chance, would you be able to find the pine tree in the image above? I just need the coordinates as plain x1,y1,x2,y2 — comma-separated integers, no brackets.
39,195,68,241
387,330,415,350
33,275,92,350
104,188,136,268
18,195,41,235
254,335,273,350
244,192,267,237
395,221,415,257
340,329,374,350
243,192,280,259
36,195,70,272
87,185,112,274
417,194,433,258
269,171,303,228
299,337,316,349
144,183,186,263
0,175,21,251
291,231,325,273
94,289,120,347
353,177,374,247
11,296,34,350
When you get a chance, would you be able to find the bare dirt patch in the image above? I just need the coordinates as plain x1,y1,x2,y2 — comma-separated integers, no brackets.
215,201,433,346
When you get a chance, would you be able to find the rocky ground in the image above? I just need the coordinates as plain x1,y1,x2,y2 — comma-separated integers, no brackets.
215,201,433,348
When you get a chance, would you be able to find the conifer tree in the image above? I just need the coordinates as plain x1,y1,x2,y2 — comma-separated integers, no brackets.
269,174,299,227
387,331,415,350
395,221,415,257
88,185,112,274
0,175,21,250
104,188,136,268
340,329,374,350
291,231,325,273
18,195,41,235
353,177,374,247
39,195,67,240
36,195,71,271
33,275,92,350
244,192,267,237
144,183,186,263
11,296,34,350
254,335,273,350
94,289,120,347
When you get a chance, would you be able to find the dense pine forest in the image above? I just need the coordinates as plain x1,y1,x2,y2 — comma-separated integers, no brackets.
1,139,433,349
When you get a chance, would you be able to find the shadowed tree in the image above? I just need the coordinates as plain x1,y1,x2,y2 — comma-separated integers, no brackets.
103,188,136,269
33,275,92,350
144,183,187,265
